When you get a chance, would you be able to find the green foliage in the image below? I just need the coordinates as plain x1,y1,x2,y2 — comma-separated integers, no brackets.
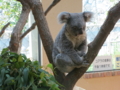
0,0,22,29
110,0,115,2
0,48,60,90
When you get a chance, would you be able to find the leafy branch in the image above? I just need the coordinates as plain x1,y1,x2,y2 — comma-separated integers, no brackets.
0,48,60,90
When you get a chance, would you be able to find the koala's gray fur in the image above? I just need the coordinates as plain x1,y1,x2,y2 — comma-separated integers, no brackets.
52,11,93,73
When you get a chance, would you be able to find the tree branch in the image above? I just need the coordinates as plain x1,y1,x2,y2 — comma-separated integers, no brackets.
0,22,10,37
20,22,36,40
9,0,30,53
26,0,65,86
20,0,61,40
63,1,120,89
44,0,61,15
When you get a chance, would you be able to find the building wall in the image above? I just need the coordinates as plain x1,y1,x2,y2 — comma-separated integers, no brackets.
77,75,120,90
42,0,120,90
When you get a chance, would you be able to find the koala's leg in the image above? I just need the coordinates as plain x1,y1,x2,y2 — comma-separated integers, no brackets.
77,40,87,57
55,53,75,73
77,51,86,57
74,40,90,67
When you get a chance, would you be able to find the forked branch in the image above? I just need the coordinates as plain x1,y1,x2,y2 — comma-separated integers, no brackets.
63,1,120,89
20,0,61,39
20,22,36,40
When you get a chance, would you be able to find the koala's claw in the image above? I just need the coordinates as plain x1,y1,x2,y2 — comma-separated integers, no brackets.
77,51,86,57
81,61,89,67
80,53,86,57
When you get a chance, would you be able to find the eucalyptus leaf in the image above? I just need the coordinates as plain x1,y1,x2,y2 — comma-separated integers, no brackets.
23,68,29,86
0,48,60,90
0,59,4,66
32,84,38,90
0,68,5,86
18,55,23,62
47,63,54,71
4,77,15,85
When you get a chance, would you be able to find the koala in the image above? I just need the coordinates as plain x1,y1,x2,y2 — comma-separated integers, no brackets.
52,11,93,73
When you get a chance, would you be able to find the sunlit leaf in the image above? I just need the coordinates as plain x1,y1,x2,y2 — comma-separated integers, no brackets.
0,68,5,86
47,63,54,71
18,55,23,62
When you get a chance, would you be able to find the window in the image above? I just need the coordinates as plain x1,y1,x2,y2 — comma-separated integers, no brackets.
0,0,40,61
83,0,120,72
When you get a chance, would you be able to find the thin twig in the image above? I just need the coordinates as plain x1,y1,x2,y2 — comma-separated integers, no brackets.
20,22,36,40
20,0,61,39
45,0,61,15
0,22,10,37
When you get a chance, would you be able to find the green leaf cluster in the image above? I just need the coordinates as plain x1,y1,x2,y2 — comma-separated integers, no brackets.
0,0,22,29
0,48,60,90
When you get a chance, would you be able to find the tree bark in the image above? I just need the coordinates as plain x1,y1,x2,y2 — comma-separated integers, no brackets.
25,0,65,85
27,0,53,63
9,0,30,53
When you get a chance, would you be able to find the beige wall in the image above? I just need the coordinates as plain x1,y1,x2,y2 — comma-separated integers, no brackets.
42,1,120,90
77,76,120,90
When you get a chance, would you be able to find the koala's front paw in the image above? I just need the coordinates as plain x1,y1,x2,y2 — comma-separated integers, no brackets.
81,61,89,67
80,52,86,57
77,51,86,57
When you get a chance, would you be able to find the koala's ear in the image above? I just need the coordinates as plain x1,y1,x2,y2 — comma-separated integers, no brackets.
57,12,70,24
83,11,93,22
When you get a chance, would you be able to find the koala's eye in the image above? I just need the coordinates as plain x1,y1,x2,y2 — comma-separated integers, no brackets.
79,27,83,30
72,26,78,29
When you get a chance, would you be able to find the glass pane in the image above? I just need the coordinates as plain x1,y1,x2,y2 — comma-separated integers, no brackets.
83,0,120,72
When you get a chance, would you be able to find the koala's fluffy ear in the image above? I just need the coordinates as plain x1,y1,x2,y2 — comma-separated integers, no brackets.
57,12,70,24
83,11,93,22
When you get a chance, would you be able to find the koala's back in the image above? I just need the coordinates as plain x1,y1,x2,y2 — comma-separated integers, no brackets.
54,25,68,53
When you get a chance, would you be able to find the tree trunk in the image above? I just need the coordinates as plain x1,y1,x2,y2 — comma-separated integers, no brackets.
9,0,30,53
26,1,120,90
25,0,65,86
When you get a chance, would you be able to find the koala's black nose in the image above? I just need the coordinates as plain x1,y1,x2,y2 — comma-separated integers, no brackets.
79,30,83,34
75,30,83,36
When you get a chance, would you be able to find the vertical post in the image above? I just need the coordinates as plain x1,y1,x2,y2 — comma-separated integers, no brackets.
29,12,39,61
